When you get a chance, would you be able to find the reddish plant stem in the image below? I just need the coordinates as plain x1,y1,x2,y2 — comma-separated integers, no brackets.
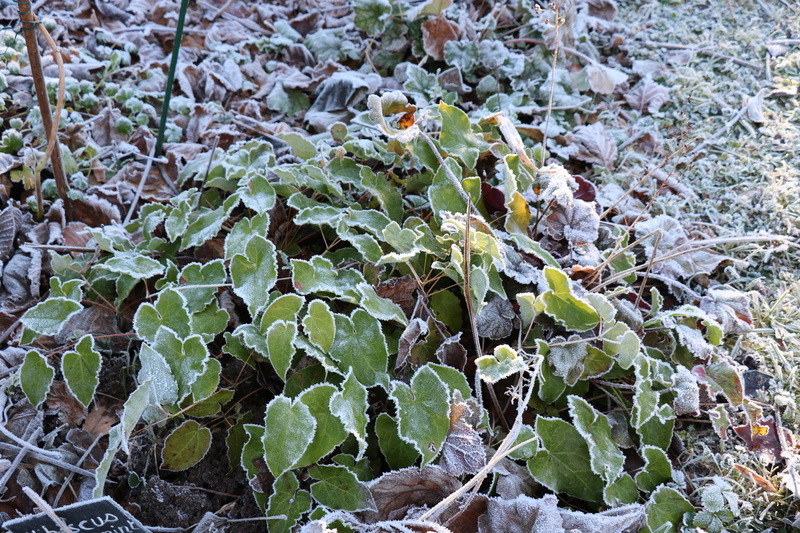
17,0,72,220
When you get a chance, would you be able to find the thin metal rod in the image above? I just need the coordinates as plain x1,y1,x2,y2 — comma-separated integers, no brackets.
154,0,191,157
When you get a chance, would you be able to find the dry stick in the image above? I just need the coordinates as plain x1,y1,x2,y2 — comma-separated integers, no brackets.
0,442,94,477
21,487,72,533
0,427,42,490
420,356,542,522
123,141,161,226
690,89,767,155
538,6,560,168
639,40,762,71
635,229,662,309
52,433,103,507
17,0,71,219
592,234,787,292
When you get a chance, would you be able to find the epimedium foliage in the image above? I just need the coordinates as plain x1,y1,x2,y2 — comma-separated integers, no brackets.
12,91,753,532
5,4,762,531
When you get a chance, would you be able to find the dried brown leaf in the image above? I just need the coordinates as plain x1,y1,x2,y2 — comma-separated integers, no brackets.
571,123,618,168
733,463,778,493
46,381,86,427
587,0,618,21
361,466,461,523
625,77,670,114
422,17,460,61
0,205,21,262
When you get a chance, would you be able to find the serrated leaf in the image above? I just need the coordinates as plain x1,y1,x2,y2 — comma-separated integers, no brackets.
632,379,659,429
546,335,588,387
190,300,229,342
291,256,364,300
308,465,375,511
295,385,347,468
375,413,419,469
637,413,675,450
161,420,212,471
355,283,408,324
646,486,693,533
241,424,266,481
353,0,392,35
527,417,604,502
428,158,468,221
165,200,192,242
568,395,625,483
121,381,152,454
21,297,82,337
266,320,298,381
225,213,269,260
360,166,403,222
93,425,122,497
329,309,389,387
49,278,83,301
61,334,101,407
176,260,226,313
152,327,209,403
475,344,527,383
19,350,55,408
508,424,538,461
635,446,672,492
602,321,640,369
604,473,639,506
390,364,450,465
101,251,165,279
537,267,600,331
330,370,369,460
138,344,179,406
180,195,240,251
240,175,276,214
267,472,312,533
263,396,316,477
438,102,486,169
134,288,192,343
231,235,278,315
190,357,221,402
428,364,471,399
303,300,336,353
259,294,304,332
184,388,234,418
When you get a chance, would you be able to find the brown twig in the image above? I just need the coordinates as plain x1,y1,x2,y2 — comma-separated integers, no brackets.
17,2,72,219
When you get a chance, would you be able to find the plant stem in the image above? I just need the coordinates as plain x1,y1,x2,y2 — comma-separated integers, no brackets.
154,0,191,157
17,0,71,220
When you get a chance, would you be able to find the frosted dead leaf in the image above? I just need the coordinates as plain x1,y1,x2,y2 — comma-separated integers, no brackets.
396,318,428,370
0,205,21,262
545,198,600,246
634,215,726,279
586,64,627,95
744,91,766,124
361,466,460,523
0,153,19,174
672,365,700,416
475,296,516,340
422,17,460,61
440,391,485,477
700,287,753,334
571,123,618,168
477,494,644,533
587,0,618,21
625,77,670,113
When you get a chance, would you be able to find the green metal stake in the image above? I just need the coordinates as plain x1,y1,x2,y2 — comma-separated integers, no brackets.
154,0,190,157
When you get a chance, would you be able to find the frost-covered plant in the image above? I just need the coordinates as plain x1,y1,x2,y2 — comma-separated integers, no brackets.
12,93,757,532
